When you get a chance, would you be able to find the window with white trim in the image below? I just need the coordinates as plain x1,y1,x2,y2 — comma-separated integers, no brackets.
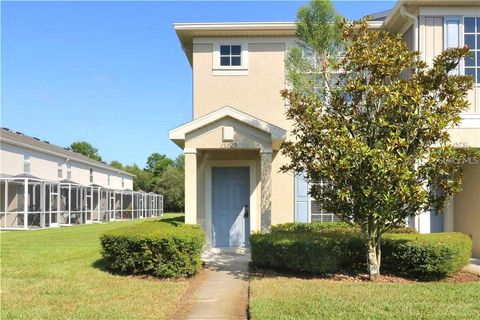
220,45,242,67
309,181,341,223
66,161,72,179
464,17,480,84
89,168,93,183
23,152,31,173
121,177,124,188
108,174,111,186
57,162,63,178
310,199,341,222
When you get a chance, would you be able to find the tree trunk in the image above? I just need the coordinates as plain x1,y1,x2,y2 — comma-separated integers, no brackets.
367,237,381,278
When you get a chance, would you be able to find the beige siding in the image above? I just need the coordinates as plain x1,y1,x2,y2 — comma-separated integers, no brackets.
419,15,478,113
419,16,444,66
454,164,480,258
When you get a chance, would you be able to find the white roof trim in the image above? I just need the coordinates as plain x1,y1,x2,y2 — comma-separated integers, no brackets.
169,106,287,146
173,22,297,31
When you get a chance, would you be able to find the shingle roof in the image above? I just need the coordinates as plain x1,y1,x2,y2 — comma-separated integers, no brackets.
0,128,135,177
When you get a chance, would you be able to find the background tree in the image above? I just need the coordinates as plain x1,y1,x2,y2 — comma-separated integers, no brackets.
153,164,185,212
124,164,153,192
69,142,185,212
286,0,343,96
70,141,102,162
109,160,123,170
281,18,474,277
173,154,184,170
146,153,174,175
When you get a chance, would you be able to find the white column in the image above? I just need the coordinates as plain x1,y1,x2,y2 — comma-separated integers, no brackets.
40,182,45,228
260,150,272,232
4,180,8,228
184,148,197,224
68,185,72,224
23,178,28,229
121,193,123,219
131,191,134,219
56,183,60,225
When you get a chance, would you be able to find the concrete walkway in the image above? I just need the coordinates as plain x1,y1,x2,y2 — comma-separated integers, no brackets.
172,251,250,320
464,258,480,276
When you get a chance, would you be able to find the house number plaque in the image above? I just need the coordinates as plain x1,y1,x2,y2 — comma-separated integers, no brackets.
221,142,238,149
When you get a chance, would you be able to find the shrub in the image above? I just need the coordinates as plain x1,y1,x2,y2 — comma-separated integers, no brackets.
100,220,204,278
250,231,366,274
381,232,472,280
271,222,356,233
254,223,471,280
388,226,418,234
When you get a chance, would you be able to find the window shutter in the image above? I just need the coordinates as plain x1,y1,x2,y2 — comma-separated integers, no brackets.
294,173,310,222
444,17,460,48
444,17,461,74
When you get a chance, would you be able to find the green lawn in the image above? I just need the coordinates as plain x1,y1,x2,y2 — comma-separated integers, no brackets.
1,214,188,320
249,276,480,320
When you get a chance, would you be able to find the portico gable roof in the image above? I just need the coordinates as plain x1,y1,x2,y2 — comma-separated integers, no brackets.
169,106,287,148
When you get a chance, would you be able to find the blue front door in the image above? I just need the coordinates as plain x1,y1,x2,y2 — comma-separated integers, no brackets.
212,167,250,247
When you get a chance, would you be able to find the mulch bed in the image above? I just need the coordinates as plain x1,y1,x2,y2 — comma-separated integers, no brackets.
250,264,480,283
327,271,480,283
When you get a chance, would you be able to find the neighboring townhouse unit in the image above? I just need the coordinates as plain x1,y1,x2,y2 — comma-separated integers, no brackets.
170,0,480,257
0,128,163,229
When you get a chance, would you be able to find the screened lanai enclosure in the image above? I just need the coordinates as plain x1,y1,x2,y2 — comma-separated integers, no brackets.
0,174,163,230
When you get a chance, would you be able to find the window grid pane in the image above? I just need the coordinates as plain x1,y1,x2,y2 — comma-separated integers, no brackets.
311,200,341,223
219,45,241,67
464,17,480,84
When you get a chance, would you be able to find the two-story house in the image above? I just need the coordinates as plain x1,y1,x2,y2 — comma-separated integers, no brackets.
170,0,480,257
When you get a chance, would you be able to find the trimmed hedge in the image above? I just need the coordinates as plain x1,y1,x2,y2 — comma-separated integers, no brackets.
271,222,355,234
382,232,472,280
100,220,204,278
252,223,471,280
250,231,366,274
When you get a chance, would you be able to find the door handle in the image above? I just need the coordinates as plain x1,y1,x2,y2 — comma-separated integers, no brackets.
243,205,249,218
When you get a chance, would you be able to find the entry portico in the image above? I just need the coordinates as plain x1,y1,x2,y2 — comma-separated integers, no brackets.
170,106,286,247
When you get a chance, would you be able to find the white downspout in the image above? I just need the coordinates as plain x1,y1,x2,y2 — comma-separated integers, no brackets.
400,5,422,231
400,5,418,52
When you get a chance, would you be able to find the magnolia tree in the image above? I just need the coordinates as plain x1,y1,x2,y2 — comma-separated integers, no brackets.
281,15,474,277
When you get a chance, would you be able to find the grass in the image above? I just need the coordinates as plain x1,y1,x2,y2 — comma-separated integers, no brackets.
249,276,480,320
0,214,188,320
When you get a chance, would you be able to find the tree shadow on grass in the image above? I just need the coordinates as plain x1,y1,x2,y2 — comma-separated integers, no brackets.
249,263,369,281
91,257,116,274
158,215,185,225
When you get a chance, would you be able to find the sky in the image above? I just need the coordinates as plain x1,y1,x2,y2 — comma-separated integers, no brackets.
1,0,396,168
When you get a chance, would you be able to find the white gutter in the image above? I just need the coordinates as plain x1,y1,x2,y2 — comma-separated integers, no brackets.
400,5,418,51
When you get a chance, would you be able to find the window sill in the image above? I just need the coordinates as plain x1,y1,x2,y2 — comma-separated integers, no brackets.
212,68,248,76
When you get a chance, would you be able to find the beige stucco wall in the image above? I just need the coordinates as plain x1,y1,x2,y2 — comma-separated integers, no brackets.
190,39,296,231
183,114,295,241
0,142,133,190
193,40,293,129
454,164,480,258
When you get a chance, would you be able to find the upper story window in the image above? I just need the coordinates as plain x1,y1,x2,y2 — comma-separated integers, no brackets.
66,161,72,179
213,42,248,75
23,152,31,173
108,174,111,186
220,45,242,66
464,17,480,84
121,177,125,188
57,162,63,178
89,168,93,183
